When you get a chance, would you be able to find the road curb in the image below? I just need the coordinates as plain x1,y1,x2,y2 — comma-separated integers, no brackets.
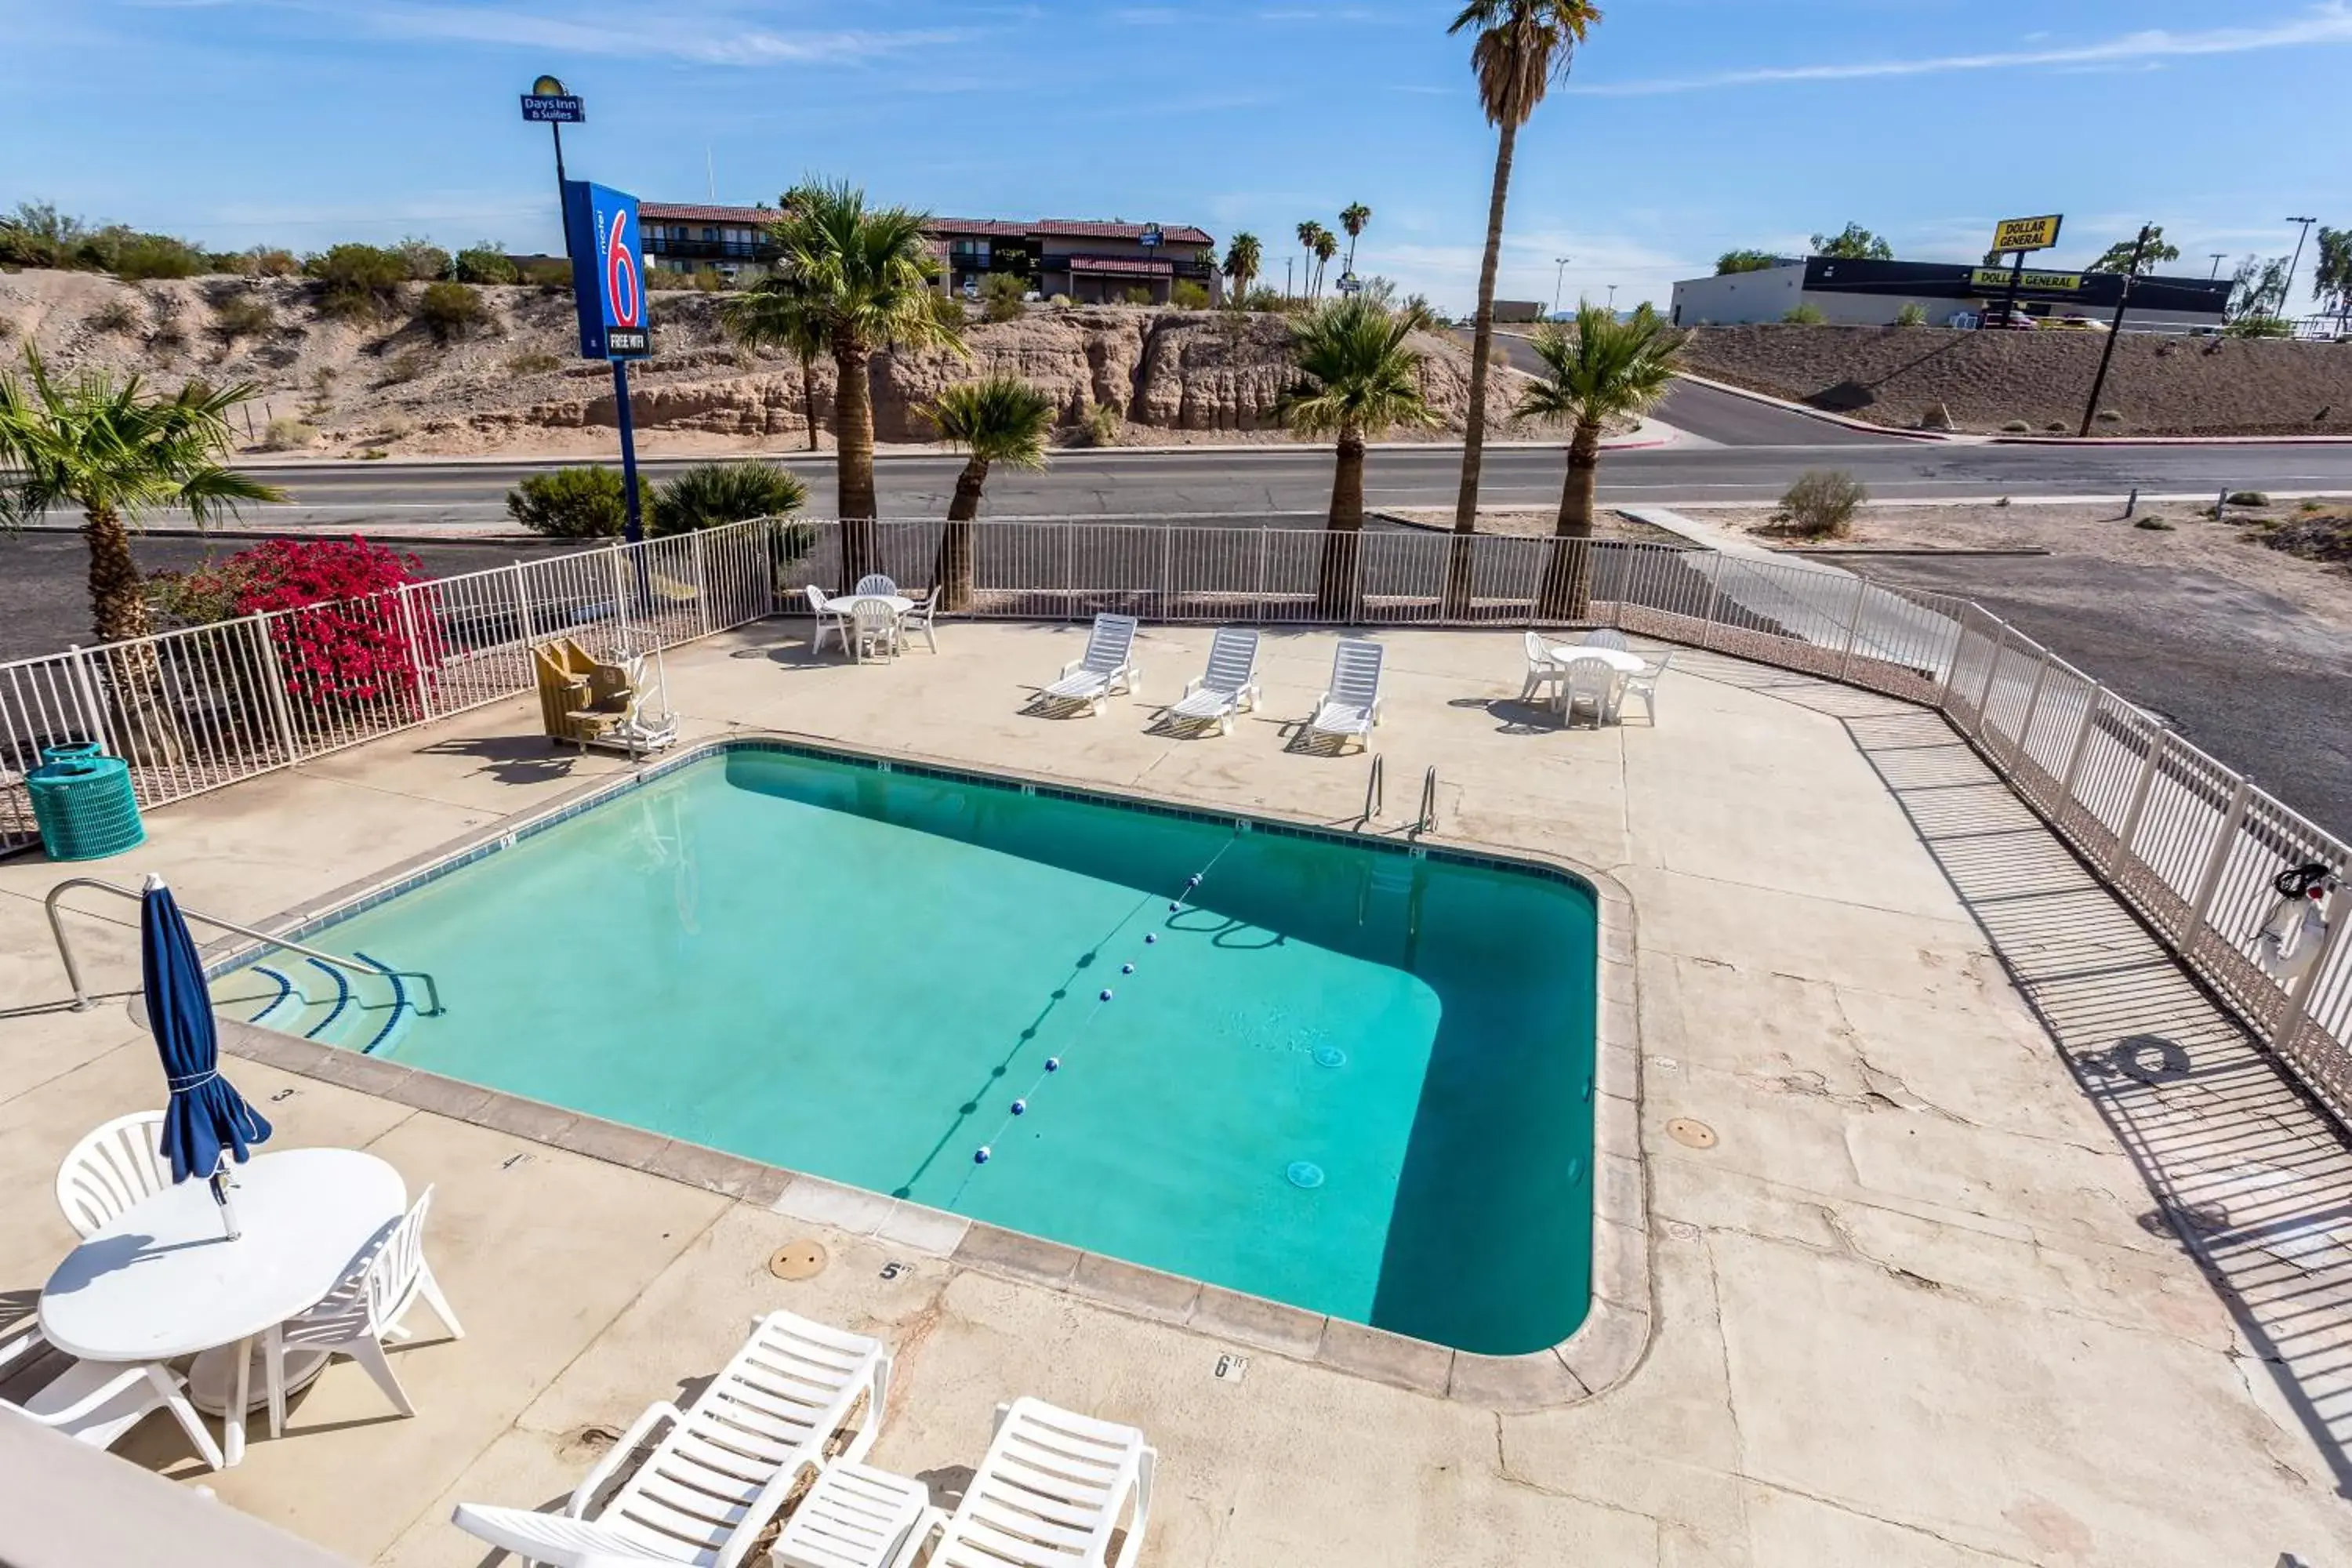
1668,372,1959,442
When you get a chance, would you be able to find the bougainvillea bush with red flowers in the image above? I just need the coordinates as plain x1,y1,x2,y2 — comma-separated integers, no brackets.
147,535,437,710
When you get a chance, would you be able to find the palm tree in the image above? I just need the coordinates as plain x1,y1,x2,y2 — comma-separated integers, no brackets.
1295,221,1322,298
1340,202,1373,276
721,180,964,579
1444,0,1603,614
1516,301,1684,619
0,349,281,646
1223,232,1262,307
1283,298,1439,619
923,375,1055,612
1312,228,1340,297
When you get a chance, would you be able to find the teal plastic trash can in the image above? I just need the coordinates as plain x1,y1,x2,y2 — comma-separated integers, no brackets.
27,750,146,861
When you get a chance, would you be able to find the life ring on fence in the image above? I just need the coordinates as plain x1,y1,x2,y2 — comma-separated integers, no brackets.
2257,862,2336,983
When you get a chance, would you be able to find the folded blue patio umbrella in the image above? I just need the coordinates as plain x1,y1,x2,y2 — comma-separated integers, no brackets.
142,873,271,1238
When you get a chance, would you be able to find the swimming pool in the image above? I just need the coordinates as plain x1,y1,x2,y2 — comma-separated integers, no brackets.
248,742,1599,1355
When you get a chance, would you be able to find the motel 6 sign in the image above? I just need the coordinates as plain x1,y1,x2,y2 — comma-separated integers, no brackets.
561,181,652,360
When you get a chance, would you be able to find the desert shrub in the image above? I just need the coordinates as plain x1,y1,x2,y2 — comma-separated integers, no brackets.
648,461,809,536
1083,403,1123,447
506,350,564,376
147,554,260,626
1121,286,1154,307
378,347,433,385
1775,469,1866,538
308,244,409,318
1894,303,1929,327
647,267,696,290
506,465,651,539
88,298,140,334
2135,517,2175,531
1782,303,1827,325
0,318,13,341
111,234,208,280
981,272,1026,323
452,245,517,285
1242,287,1292,313
1047,293,1073,309
212,296,274,339
263,416,318,450
518,258,574,288
2044,422,2067,432
2227,490,2270,506
2000,419,2032,433
240,539,436,706
2096,408,2123,423
2223,314,2292,339
416,280,485,341
1171,279,1211,310
394,238,451,281
927,292,967,332
251,248,299,278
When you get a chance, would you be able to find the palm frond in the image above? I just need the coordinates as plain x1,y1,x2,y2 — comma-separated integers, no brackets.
924,376,1057,469
1514,300,1687,426
0,346,275,530
1283,298,1441,439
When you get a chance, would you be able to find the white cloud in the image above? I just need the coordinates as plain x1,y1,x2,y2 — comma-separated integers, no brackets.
1573,3,2352,96
350,4,965,64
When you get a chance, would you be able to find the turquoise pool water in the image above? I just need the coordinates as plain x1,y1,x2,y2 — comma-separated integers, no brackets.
283,746,1597,1354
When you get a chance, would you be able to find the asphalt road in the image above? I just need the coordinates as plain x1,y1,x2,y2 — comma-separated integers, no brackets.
1848,554,2352,840
1471,332,1891,448
227,440,2352,532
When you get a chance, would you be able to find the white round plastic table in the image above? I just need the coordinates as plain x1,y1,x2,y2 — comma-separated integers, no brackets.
38,1147,406,1465
837,593,914,618
1543,644,1645,675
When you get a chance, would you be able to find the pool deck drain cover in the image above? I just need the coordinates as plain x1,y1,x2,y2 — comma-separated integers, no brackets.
769,1240,828,1281
1287,1161,1326,1189
1667,1118,1719,1150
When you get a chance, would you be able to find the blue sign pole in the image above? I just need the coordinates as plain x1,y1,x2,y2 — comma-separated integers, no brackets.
612,361,644,544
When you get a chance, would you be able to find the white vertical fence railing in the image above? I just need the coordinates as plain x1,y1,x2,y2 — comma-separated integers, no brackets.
2,513,2344,1124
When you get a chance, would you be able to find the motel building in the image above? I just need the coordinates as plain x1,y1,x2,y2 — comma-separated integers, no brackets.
639,205,1221,306
1668,256,2233,333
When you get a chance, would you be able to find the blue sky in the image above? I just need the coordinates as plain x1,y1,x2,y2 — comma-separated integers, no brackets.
9,0,2350,312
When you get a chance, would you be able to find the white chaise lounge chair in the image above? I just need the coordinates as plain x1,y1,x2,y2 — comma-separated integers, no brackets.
1305,638,1384,752
449,1309,890,1568
1040,614,1140,715
1164,627,1261,735
820,1396,1152,1568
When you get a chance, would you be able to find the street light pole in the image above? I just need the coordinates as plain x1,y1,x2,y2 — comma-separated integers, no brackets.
2079,223,2151,438
2285,216,2318,325
1606,283,1618,313
2209,253,2228,279
1552,256,1570,318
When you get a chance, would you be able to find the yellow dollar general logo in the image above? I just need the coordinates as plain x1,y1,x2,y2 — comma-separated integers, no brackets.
1991,215,2063,252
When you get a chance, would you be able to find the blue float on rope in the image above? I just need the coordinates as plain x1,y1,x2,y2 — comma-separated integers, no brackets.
1099,988,1114,1002
974,1146,992,1165
1011,1099,1028,1116
1121,963,1134,975
1045,1057,1062,1073
1145,933,1158,945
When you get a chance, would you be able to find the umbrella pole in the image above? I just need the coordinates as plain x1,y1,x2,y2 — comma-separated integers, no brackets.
209,1157,242,1240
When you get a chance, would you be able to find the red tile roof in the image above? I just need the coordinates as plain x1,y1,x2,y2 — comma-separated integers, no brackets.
638,204,1213,248
641,203,775,224
1068,256,1176,277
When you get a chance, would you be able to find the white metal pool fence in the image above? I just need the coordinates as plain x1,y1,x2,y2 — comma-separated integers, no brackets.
5,513,2347,1134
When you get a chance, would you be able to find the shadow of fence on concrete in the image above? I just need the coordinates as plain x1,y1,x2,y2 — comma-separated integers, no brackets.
1681,646,2352,1496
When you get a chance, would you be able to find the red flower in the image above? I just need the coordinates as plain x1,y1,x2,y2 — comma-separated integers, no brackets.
225,537,438,710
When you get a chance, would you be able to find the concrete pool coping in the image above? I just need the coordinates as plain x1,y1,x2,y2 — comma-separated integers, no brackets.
198,728,1650,1413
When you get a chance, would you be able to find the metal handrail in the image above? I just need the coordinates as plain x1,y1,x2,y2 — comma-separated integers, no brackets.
43,877,442,1017
1414,766,1439,839
1363,754,1384,827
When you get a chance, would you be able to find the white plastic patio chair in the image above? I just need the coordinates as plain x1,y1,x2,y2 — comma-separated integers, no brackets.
1165,627,1260,735
1561,654,1614,729
450,1308,890,1568
848,598,900,663
1305,638,1385,753
885,1396,1154,1568
854,573,898,597
1581,628,1631,652
898,586,940,654
1614,650,1671,724
1518,631,1567,709
1040,614,1140,715
271,1185,461,1421
807,586,849,655
56,1110,172,1240
0,1321,224,1470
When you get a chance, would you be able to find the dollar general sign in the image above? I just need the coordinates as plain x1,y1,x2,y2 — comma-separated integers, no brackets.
1990,215,2063,253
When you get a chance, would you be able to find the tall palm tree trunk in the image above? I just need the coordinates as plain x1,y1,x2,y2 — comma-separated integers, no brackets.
936,456,990,612
1537,416,1603,622
831,332,879,583
85,503,151,644
1317,426,1367,621
1446,117,1520,618
800,354,821,452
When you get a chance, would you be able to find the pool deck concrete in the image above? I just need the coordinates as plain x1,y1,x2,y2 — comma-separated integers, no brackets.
3,619,2348,1566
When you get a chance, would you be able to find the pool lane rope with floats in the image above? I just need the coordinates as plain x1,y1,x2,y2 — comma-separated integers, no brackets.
949,829,1245,1207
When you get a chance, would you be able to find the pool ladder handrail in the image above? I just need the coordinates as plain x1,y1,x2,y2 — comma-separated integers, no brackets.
42,876,444,1018
1414,765,1439,839
1363,754,1384,827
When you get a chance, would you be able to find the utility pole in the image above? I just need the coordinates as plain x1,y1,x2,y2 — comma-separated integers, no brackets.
2209,253,2228,279
2285,216,2318,326
2079,224,2151,437
1552,256,1571,318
